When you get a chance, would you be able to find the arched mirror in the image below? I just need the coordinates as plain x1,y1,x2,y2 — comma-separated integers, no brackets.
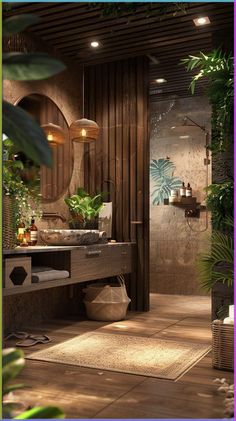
16,94,72,201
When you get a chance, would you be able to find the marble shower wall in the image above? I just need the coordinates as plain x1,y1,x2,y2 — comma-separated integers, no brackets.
150,96,211,295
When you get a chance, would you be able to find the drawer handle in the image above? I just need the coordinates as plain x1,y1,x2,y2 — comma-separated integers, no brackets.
121,251,127,255
86,250,102,257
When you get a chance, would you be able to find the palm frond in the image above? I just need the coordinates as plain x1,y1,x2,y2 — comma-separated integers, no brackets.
197,230,234,291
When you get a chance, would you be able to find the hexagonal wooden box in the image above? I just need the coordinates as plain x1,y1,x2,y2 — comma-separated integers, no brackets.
4,257,31,289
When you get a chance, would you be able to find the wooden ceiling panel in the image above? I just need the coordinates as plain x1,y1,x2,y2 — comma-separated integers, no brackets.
5,2,233,99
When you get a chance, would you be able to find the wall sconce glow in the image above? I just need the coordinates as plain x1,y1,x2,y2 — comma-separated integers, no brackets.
41,123,65,146
91,41,99,48
193,16,210,26
156,78,167,84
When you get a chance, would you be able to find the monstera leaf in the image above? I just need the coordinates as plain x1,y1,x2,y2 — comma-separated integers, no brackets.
150,158,182,205
150,158,175,183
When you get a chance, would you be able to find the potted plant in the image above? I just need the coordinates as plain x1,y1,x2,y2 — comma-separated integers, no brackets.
64,187,104,229
3,137,42,248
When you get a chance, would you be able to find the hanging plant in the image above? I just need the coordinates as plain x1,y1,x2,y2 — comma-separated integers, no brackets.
150,158,182,205
181,49,233,154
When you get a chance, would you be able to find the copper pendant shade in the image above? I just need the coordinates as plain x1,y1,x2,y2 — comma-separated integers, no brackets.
41,123,65,146
69,65,99,143
70,118,99,143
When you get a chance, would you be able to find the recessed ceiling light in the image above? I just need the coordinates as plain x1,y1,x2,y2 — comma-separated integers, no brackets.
156,78,167,84
90,41,99,48
193,16,210,26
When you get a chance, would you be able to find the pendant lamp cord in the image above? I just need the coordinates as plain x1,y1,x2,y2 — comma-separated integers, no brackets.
82,64,84,118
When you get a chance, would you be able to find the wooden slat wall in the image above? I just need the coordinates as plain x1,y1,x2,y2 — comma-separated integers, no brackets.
84,57,149,311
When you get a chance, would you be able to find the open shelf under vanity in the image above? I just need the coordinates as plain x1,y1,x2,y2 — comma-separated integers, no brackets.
3,242,135,297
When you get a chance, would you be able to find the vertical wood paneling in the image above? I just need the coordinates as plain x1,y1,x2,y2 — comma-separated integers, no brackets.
85,56,149,311
108,63,116,236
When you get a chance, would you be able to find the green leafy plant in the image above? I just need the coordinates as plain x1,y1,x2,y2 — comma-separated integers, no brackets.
150,158,182,204
3,348,64,419
182,49,233,154
197,229,233,292
3,137,42,230
3,12,66,166
89,2,188,18
205,181,233,230
65,187,104,228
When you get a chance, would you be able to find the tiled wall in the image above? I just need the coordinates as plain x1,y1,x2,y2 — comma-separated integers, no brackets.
150,96,211,295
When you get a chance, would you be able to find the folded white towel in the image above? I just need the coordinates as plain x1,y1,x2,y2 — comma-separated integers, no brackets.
32,269,70,283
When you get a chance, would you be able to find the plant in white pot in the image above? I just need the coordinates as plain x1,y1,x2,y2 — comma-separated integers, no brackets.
64,187,104,229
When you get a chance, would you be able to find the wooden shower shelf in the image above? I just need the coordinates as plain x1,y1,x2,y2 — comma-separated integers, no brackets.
164,198,206,209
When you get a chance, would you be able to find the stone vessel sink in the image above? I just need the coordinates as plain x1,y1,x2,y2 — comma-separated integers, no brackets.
40,229,100,246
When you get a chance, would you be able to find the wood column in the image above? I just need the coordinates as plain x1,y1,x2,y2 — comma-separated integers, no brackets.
84,56,149,311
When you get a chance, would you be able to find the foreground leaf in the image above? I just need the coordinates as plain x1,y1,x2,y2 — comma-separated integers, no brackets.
15,406,65,419
2,348,25,388
3,101,52,167
3,53,66,81
3,14,40,37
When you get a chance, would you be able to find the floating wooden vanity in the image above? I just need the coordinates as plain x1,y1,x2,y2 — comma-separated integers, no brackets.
3,242,135,297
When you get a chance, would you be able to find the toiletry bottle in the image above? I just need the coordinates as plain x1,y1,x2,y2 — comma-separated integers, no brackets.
17,221,25,245
186,183,192,197
20,233,28,247
29,218,38,245
180,182,186,198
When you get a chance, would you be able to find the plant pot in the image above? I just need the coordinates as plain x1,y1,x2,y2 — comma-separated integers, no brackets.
69,217,98,230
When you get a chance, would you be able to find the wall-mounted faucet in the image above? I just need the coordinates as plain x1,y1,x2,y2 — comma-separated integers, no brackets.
42,212,66,222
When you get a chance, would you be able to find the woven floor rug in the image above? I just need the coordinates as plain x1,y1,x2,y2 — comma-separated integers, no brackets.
27,332,211,380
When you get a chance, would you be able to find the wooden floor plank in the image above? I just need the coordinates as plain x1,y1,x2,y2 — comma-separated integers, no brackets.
4,294,233,419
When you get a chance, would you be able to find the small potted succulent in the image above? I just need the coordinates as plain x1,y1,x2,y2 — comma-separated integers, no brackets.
64,187,104,229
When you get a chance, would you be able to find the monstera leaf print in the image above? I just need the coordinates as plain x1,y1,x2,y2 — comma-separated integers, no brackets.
150,158,182,205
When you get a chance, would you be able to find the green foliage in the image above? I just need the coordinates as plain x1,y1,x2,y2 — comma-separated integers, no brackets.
15,406,64,419
3,12,66,167
205,181,233,230
89,2,188,18
150,158,182,204
3,137,42,230
3,14,40,37
3,101,52,167
2,348,64,419
182,49,233,154
3,53,66,81
65,187,104,225
197,229,234,292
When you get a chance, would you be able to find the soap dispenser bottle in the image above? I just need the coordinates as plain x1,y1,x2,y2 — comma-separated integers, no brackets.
180,182,186,198
186,183,192,197
29,218,38,246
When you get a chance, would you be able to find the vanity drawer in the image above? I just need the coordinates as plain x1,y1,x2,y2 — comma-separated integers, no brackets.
70,244,132,281
71,247,112,281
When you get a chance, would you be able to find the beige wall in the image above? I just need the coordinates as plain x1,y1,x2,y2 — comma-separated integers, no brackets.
150,96,211,295
3,34,85,331
3,33,84,229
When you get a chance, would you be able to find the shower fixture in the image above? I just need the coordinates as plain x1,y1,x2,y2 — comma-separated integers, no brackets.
171,116,210,232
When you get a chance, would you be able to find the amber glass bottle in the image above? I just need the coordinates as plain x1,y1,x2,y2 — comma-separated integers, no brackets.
29,219,38,245
17,221,25,245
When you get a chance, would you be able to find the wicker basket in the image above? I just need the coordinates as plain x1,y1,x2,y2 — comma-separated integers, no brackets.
83,276,131,322
212,320,234,371
3,195,17,249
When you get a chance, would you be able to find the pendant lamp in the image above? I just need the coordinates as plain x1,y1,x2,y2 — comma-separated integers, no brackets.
69,66,99,143
41,123,65,146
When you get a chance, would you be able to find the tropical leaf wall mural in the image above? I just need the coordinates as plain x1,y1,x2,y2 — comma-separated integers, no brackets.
150,158,182,205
